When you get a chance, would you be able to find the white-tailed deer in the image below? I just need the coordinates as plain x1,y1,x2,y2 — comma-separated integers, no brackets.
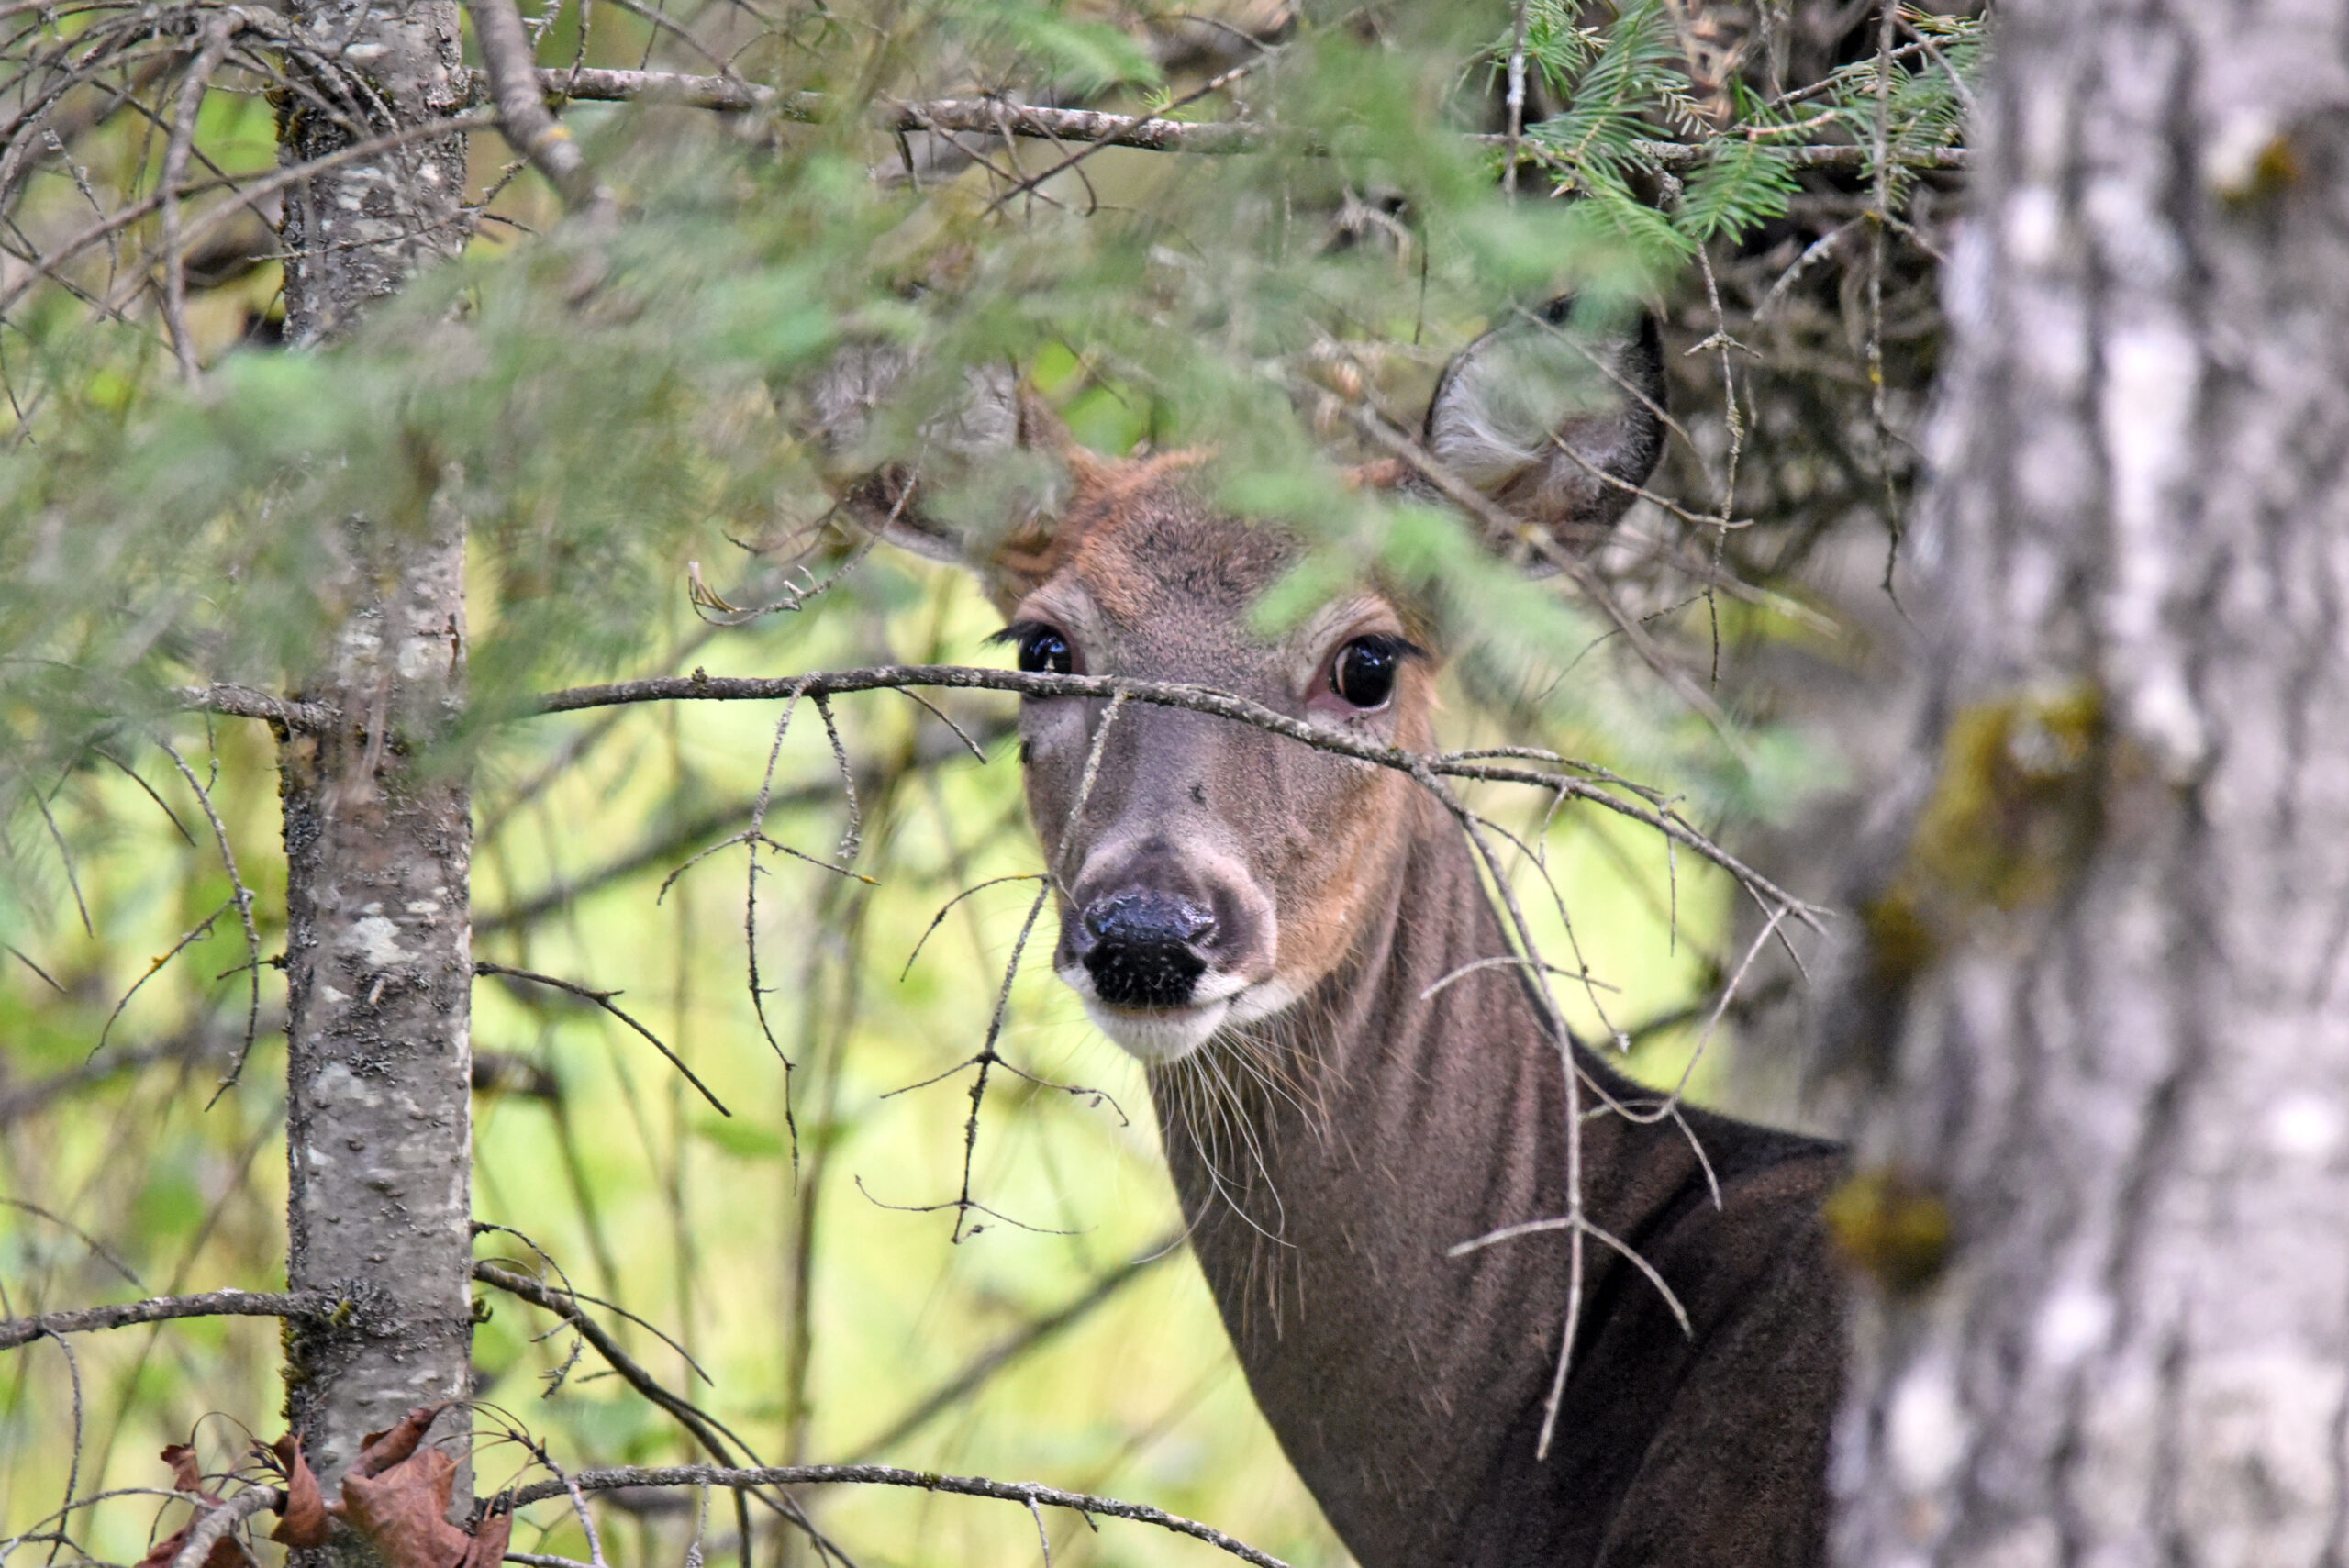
821,300,1843,1567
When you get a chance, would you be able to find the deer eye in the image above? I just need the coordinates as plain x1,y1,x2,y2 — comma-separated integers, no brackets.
1330,635,1412,709
1015,624,1074,676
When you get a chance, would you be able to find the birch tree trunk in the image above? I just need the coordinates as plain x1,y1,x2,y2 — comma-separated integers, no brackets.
273,0,475,1546
1829,3,2349,1564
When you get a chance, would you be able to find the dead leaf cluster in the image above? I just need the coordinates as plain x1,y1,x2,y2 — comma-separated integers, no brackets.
141,1406,512,1568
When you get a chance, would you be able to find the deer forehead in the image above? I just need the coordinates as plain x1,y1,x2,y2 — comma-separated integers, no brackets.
1022,461,1412,679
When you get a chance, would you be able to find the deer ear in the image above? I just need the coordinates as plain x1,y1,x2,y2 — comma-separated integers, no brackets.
1416,297,1667,546
807,346,1084,606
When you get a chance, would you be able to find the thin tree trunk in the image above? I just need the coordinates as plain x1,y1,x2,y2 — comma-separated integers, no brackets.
273,0,475,1547
1830,3,2349,1564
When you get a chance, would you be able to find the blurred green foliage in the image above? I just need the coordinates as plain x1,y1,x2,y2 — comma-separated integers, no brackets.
0,0,1981,1561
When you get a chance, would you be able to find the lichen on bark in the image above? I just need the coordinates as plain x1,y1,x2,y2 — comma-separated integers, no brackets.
1827,3,2349,1563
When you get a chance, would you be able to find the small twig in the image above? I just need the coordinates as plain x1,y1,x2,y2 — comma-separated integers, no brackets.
477,1465,1287,1568
812,694,860,863
1896,13,1976,113
740,694,805,1149
1868,0,1902,595
91,898,230,1059
546,1452,608,1568
898,873,1050,982
1059,690,1126,875
1610,900,1789,1129
10,1195,153,1287
6,944,63,993
155,740,262,1099
950,880,1052,1240
473,962,730,1116
28,784,92,937
472,1262,761,1473
1693,240,1742,685
155,14,232,384
469,0,612,215
849,1231,1182,1459
684,1484,710,1568
1027,1496,1052,1568
1447,1213,1691,1339
1502,0,1530,196
981,56,1262,217
1419,954,1620,1002
42,1328,82,1567
891,688,988,761
90,747,196,845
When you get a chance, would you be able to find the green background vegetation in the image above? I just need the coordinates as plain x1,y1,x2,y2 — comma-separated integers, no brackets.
0,0,1978,1559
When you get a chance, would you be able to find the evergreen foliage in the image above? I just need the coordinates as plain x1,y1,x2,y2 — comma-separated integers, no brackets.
0,2,1979,1562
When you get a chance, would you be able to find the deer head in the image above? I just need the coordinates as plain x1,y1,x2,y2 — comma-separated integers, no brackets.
818,299,1666,1062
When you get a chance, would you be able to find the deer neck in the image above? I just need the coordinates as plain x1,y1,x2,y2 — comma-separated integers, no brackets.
1150,789,1734,1566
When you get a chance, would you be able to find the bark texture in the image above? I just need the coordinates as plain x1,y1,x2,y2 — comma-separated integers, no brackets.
279,512,474,1522
1828,4,2349,1564
273,0,475,1545
278,0,471,346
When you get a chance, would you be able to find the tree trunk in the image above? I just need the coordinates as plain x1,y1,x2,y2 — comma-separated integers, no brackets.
277,0,472,347
1830,4,2349,1565
273,0,475,1544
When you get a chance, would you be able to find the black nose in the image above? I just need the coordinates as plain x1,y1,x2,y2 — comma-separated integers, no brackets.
1079,892,1216,1008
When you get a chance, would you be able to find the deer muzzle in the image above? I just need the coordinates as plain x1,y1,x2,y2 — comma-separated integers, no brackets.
1076,891,1216,1007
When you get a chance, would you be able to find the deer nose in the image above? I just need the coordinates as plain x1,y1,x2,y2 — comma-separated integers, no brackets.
1078,892,1216,1008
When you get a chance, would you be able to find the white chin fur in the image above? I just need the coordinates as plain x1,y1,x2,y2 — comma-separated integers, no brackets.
1063,971,1303,1064
1082,997,1231,1063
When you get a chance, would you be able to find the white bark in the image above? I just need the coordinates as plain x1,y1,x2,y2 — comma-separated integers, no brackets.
273,0,475,1549
1831,4,2349,1565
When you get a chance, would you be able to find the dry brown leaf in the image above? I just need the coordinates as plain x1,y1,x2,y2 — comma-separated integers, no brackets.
339,1448,469,1568
264,1434,331,1549
351,1403,450,1480
245,1415,525,1568
161,1444,209,1497
457,1510,513,1568
138,1441,248,1568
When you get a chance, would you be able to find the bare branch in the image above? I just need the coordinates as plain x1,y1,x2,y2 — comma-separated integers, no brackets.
156,14,234,384
90,896,231,1057
848,1231,1181,1459
473,962,729,1116
472,1262,848,1562
173,684,335,729
897,873,1049,982
168,1485,282,1568
477,1465,1288,1568
511,71,1970,171
0,1288,333,1350
157,740,263,1098
473,1262,756,1468
470,0,611,214
529,666,1823,929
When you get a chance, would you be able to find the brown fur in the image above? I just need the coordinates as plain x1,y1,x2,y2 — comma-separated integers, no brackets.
998,470,1843,1567
847,303,1840,1564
